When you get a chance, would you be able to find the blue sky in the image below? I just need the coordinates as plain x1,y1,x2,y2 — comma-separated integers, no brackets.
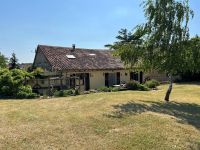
0,0,200,63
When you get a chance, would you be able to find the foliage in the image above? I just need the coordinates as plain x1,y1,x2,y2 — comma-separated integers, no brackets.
0,68,36,98
112,87,121,92
126,80,149,91
180,71,200,82
183,36,200,73
97,86,122,92
126,80,141,90
16,85,39,99
74,88,80,95
54,89,75,97
107,0,194,101
9,53,19,69
139,84,150,91
106,27,146,69
32,67,44,78
145,79,160,89
97,86,113,92
0,52,8,68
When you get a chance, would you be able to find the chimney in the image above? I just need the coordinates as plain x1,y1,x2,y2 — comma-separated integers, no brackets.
72,44,76,52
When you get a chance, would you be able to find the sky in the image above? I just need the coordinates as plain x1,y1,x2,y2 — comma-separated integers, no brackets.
0,0,200,63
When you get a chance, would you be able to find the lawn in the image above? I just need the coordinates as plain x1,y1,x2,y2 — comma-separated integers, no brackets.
0,83,200,150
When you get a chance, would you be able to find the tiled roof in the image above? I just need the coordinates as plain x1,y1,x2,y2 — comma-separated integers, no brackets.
37,45,125,71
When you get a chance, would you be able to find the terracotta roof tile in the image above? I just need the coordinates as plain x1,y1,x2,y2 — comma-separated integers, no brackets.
37,45,125,71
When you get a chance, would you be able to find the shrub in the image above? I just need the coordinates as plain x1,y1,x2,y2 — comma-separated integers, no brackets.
54,90,63,97
0,68,35,98
97,86,112,92
54,89,75,97
74,88,80,95
17,92,38,99
1,86,11,96
126,81,149,91
126,81,141,90
145,80,160,89
112,87,121,92
16,85,38,99
138,84,149,91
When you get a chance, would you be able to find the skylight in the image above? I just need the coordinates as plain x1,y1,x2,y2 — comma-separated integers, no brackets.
89,54,96,56
66,55,76,59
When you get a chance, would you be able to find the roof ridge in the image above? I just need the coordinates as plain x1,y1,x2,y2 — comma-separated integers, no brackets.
38,44,110,51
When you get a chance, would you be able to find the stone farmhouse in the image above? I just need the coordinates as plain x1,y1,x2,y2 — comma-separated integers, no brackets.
32,44,168,94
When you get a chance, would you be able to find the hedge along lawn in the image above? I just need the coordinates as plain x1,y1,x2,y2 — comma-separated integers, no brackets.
0,83,200,150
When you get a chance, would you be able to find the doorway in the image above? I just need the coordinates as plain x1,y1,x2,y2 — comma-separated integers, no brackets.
85,73,90,91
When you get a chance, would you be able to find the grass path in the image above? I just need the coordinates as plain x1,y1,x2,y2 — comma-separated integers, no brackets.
0,83,200,150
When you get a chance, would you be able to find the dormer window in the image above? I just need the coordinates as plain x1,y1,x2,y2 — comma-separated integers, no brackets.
66,55,76,59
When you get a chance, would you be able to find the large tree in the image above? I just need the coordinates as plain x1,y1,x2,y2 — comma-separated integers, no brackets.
0,52,8,68
108,0,194,101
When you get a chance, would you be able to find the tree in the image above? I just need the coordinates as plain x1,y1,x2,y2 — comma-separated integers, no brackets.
0,52,8,68
0,68,35,98
185,36,200,72
179,36,200,81
32,67,44,78
108,0,194,101
9,53,19,69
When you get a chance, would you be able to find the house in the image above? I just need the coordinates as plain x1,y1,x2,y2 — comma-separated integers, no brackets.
32,44,168,94
19,63,32,71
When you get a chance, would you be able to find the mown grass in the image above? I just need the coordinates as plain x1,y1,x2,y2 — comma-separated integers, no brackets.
0,83,200,150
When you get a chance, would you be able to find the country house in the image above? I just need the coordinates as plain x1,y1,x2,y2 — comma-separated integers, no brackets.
32,44,168,94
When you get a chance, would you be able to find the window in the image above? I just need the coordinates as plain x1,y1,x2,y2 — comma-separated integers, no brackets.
66,55,76,59
130,72,139,81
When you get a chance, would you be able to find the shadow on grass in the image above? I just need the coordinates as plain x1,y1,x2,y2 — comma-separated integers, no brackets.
106,101,200,129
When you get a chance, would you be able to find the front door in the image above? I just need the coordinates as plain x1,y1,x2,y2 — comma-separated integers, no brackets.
105,73,109,87
85,73,90,91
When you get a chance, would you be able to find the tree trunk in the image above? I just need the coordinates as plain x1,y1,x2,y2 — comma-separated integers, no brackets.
164,74,173,102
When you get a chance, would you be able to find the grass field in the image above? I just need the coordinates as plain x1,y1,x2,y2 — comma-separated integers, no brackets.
0,83,200,150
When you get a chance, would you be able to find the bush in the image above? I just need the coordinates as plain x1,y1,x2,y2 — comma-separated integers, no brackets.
97,86,112,92
126,81,141,90
74,88,80,95
126,81,149,91
0,68,36,98
16,85,39,99
145,80,160,89
17,92,38,99
112,87,121,92
54,90,63,97
138,84,149,91
54,89,75,97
